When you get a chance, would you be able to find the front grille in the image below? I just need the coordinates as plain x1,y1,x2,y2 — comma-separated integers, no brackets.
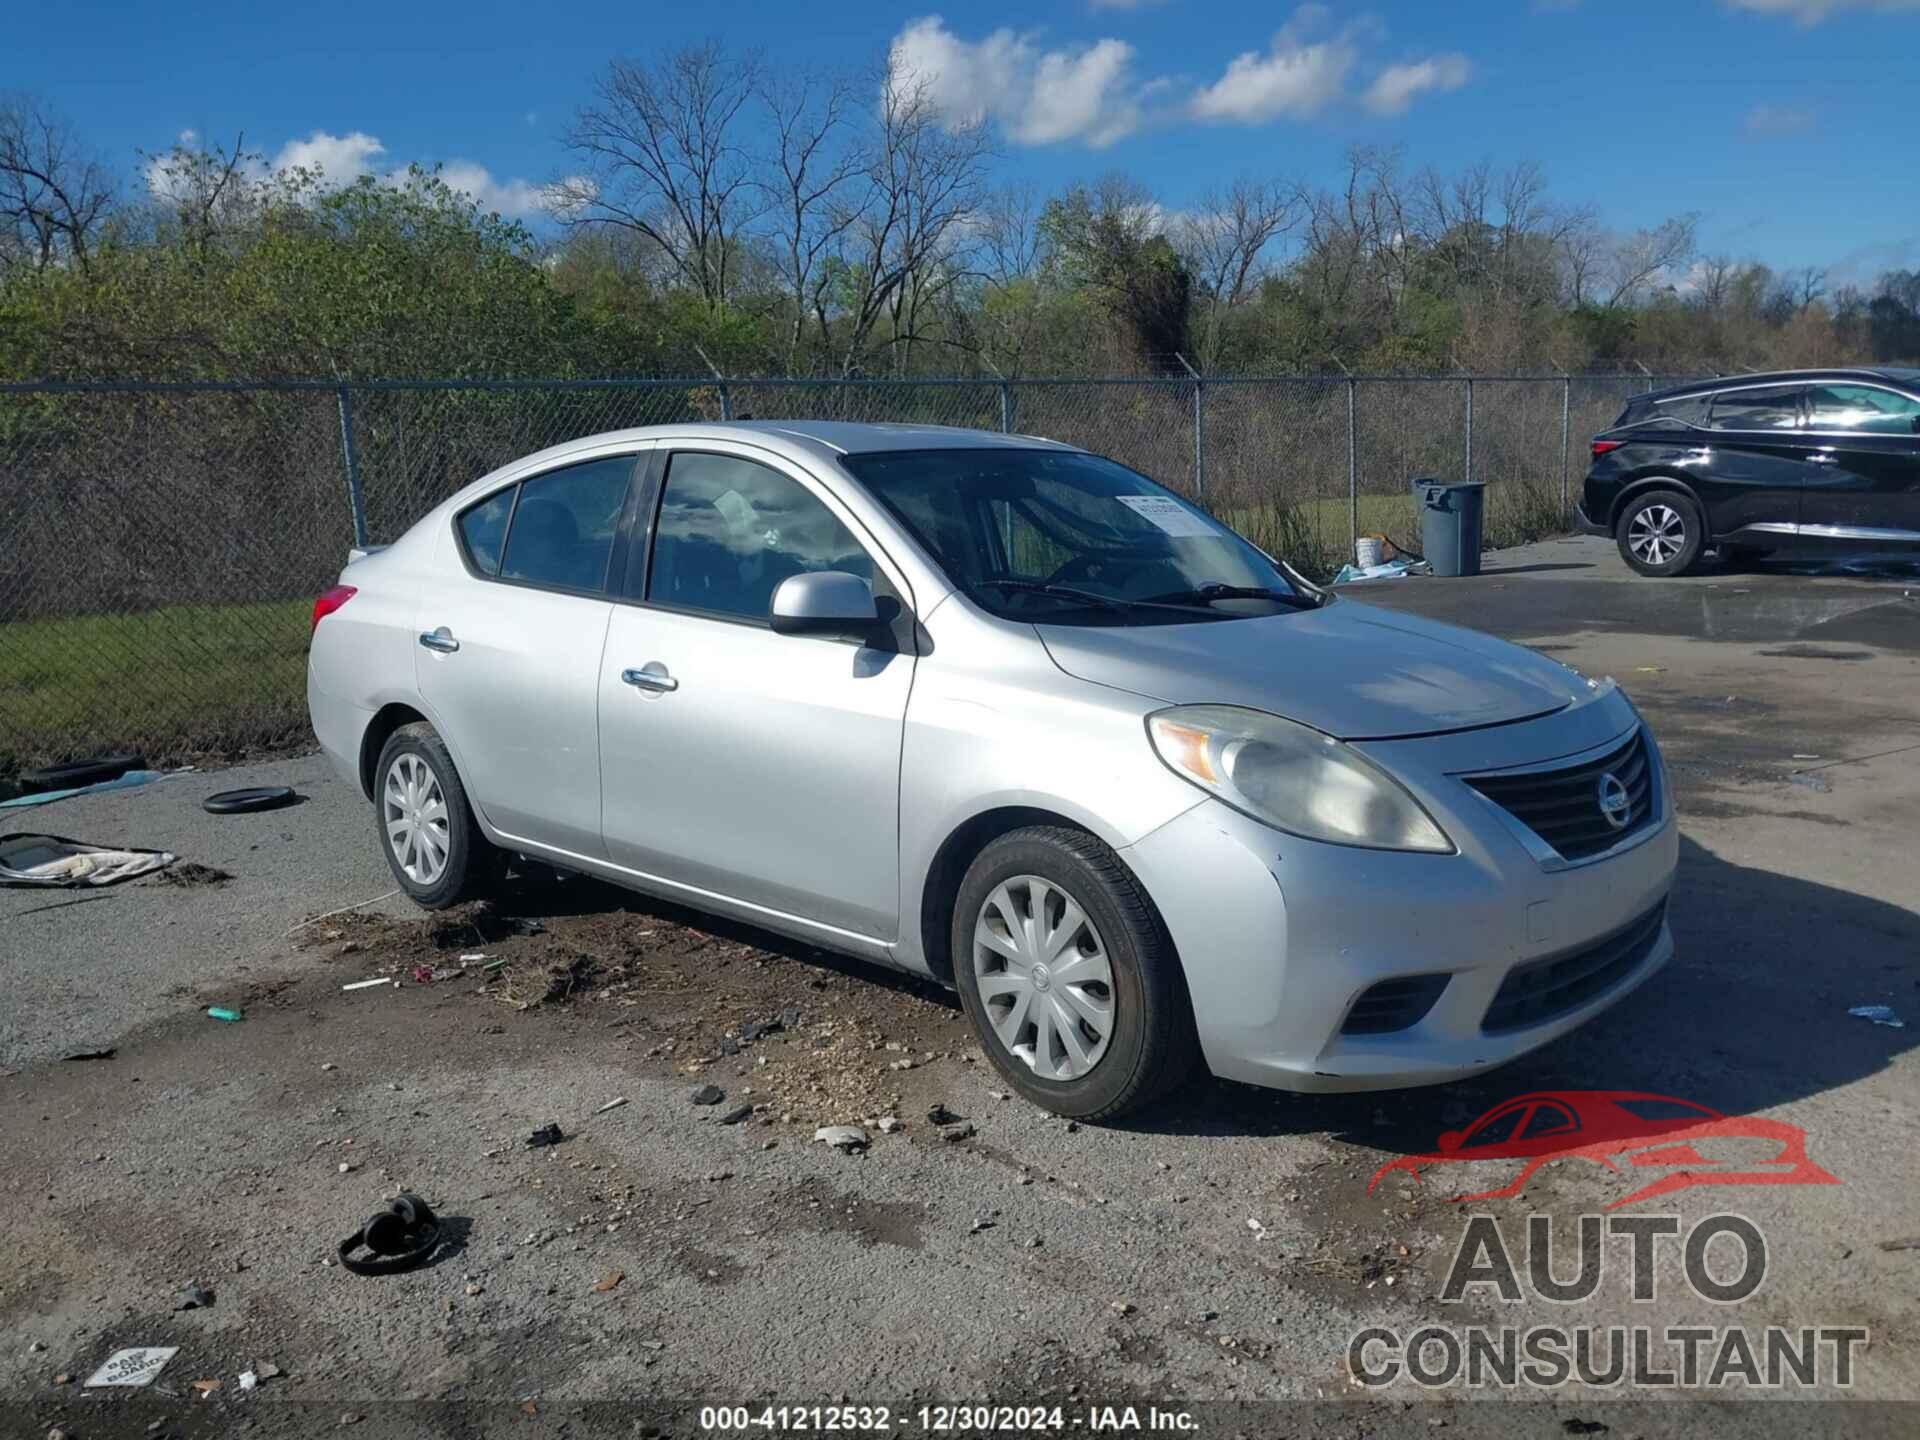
1466,729,1654,861
1341,973,1450,1035
1482,901,1666,1034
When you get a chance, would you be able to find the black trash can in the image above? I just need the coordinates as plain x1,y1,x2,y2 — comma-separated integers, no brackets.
1412,477,1486,577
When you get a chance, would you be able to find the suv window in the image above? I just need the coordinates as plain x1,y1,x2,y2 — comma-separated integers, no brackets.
1708,386,1803,431
458,488,515,576
1650,394,1711,428
498,456,634,593
1807,384,1920,435
648,451,873,622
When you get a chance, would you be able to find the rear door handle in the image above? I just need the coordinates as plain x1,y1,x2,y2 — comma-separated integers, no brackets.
622,664,678,693
418,629,460,653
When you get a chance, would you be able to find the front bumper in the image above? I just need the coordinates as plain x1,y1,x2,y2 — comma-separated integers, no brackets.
1120,697,1677,1093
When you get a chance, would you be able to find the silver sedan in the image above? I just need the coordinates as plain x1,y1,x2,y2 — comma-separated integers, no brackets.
308,422,1677,1119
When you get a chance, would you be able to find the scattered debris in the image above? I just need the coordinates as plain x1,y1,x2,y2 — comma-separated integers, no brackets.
594,1270,625,1292
970,1217,996,1234
815,1125,869,1152
337,1162,358,1175
1849,1005,1906,1029
151,862,235,888
321,1062,337,1071
341,977,393,992
595,1097,628,1114
875,1116,902,1134
1878,1237,1920,1252
1792,753,1822,761
1110,1301,1135,1316
410,964,437,985
285,889,401,936
464,1281,484,1296
690,1084,725,1106
205,1006,244,1023
526,1123,565,1148
239,1369,259,1391
940,1123,977,1143
61,1047,115,1062
203,785,299,815
173,1283,214,1311
0,831,177,888
339,1193,444,1276
191,1377,221,1397
1247,1217,1272,1241
1561,1422,1608,1437
1789,771,1832,793
926,1102,965,1126
719,1105,752,1125
52,1372,72,1385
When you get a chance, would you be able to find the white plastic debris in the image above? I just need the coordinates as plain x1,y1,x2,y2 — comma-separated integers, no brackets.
84,1346,179,1388
814,1125,869,1151
1849,1005,1905,1029
239,1370,258,1392
341,977,393,991
596,1097,628,1114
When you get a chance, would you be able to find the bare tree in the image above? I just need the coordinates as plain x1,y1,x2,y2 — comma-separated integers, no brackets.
0,94,115,274
832,70,992,376
142,133,269,256
559,42,763,307
1178,176,1304,369
1598,215,1697,307
756,67,864,373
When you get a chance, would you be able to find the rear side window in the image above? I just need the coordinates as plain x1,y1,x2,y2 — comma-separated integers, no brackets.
458,489,515,576
1708,386,1803,431
1649,394,1710,428
1807,384,1920,435
498,456,635,594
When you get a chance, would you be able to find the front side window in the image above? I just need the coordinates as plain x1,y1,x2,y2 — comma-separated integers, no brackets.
498,456,634,593
647,452,873,622
1708,386,1804,432
841,448,1316,626
1806,384,1920,435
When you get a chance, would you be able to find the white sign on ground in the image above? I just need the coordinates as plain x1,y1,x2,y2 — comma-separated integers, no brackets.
84,1346,179,1387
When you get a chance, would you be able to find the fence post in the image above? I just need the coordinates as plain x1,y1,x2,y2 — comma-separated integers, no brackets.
1560,376,1572,515
1346,378,1358,557
1175,354,1205,503
1000,381,1013,435
335,385,369,549
1463,377,1474,483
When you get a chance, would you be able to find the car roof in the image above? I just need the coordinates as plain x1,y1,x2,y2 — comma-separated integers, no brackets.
1638,367,1920,405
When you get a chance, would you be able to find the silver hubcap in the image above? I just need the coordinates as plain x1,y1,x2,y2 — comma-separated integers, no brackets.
1627,504,1685,565
383,753,450,886
973,875,1115,1082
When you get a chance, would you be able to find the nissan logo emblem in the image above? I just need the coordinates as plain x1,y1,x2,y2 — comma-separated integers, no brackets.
1596,772,1632,830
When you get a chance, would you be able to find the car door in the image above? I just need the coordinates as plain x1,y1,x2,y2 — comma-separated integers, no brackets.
1799,382,1920,540
1696,384,1814,538
416,448,645,858
597,444,915,941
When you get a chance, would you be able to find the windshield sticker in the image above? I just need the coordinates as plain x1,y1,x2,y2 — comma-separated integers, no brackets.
1116,495,1216,538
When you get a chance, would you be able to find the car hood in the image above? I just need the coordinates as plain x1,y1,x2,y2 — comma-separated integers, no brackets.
1036,599,1583,740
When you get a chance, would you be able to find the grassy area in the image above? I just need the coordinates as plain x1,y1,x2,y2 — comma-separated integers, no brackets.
0,599,312,773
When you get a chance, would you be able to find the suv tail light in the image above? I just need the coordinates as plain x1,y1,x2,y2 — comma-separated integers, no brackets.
311,585,357,633
1591,439,1625,457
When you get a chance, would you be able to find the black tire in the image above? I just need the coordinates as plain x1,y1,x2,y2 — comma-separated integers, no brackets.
202,786,299,815
1615,488,1704,577
373,722,503,909
950,825,1197,1121
19,753,144,794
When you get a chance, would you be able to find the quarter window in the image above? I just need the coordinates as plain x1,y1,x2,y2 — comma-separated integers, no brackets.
1707,387,1804,431
648,452,873,622
1463,1108,1525,1148
458,488,515,576
498,456,634,593
1806,385,1920,435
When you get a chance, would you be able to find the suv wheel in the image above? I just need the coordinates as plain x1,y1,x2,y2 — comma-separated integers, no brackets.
1617,489,1703,577
951,826,1197,1120
375,722,503,908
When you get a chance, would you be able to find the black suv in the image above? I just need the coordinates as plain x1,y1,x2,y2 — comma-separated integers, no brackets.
1578,367,1920,576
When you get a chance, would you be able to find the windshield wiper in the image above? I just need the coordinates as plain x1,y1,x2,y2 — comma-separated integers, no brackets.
970,579,1222,619
1141,582,1321,610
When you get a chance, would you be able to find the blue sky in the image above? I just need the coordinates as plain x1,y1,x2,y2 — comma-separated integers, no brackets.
16,0,1920,286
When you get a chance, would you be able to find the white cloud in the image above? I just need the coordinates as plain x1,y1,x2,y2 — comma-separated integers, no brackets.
1724,0,1920,22
1189,7,1356,123
1744,102,1816,134
271,130,388,188
889,16,1145,147
1361,54,1471,115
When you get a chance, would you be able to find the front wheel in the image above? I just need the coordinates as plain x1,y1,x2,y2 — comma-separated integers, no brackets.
374,722,503,908
1616,489,1704,577
951,826,1197,1120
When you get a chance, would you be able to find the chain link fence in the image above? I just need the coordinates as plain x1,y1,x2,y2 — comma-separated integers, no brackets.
0,371,1694,771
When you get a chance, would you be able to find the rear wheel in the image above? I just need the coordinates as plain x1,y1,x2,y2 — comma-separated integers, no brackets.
375,723,502,908
951,826,1196,1120
1616,489,1703,577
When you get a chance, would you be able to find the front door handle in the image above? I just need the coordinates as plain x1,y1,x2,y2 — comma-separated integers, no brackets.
622,664,678,693
418,628,460,653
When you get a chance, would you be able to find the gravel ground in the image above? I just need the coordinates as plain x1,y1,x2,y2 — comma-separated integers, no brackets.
3,536,1916,1439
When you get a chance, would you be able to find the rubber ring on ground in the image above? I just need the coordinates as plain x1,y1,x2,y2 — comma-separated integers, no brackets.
19,754,145,794
201,786,299,815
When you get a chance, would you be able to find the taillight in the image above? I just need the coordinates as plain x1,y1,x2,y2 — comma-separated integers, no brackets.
311,585,357,634
1591,439,1625,457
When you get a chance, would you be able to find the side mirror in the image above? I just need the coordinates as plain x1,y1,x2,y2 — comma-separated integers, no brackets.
770,571,880,639
1436,1130,1464,1154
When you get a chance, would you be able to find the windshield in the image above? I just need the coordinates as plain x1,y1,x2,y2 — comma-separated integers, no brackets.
839,448,1318,625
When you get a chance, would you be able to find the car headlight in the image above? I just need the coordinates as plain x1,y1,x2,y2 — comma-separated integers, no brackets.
1146,705,1453,853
